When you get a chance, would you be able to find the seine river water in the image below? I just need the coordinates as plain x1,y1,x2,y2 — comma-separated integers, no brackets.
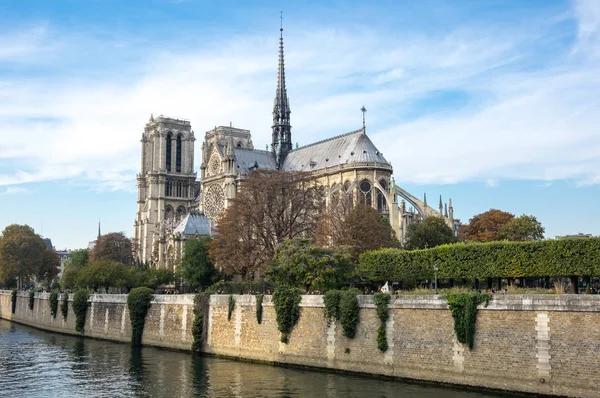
0,319,515,398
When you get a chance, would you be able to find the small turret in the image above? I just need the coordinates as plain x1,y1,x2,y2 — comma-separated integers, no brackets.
439,195,443,217
423,192,427,207
444,203,448,218
449,198,454,220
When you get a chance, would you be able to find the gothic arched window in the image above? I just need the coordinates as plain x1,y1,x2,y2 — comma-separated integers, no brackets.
166,132,173,172
176,134,182,173
376,188,387,213
359,180,372,207
176,206,186,221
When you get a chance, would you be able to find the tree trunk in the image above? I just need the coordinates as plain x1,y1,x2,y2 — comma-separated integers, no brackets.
449,278,454,288
487,278,493,289
497,278,502,291
474,279,479,290
570,276,579,294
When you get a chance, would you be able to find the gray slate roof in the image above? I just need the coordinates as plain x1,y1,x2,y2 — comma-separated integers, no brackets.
173,211,211,236
234,148,277,173
282,128,389,172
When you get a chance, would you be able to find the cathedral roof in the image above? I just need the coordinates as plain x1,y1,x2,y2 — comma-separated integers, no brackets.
234,148,277,173
282,128,389,172
173,211,211,236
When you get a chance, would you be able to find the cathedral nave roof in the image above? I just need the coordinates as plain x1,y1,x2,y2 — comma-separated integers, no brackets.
233,148,277,174
282,128,390,172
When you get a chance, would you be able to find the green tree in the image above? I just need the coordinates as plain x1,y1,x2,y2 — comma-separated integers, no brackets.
404,216,457,250
66,249,89,268
181,237,216,290
90,232,133,266
61,266,81,290
0,224,46,288
76,260,128,292
459,209,514,242
141,268,175,290
498,215,545,241
267,239,354,292
37,249,60,288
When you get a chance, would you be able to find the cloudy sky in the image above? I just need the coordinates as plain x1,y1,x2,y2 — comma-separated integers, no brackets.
1,0,599,249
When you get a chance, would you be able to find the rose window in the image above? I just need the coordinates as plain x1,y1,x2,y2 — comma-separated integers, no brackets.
204,184,225,221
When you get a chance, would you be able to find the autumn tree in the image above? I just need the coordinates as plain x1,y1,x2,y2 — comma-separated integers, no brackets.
404,216,457,250
90,232,133,266
0,224,46,288
180,237,216,289
459,209,514,242
317,201,399,260
210,170,323,279
267,239,354,292
498,215,545,241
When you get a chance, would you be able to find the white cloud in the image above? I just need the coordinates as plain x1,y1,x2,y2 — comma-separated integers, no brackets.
0,3,599,190
0,186,30,195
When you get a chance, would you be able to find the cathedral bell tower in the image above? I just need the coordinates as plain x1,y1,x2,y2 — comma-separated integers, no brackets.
271,18,292,169
133,115,196,267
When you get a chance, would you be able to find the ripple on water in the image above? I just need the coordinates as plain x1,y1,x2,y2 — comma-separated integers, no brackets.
0,320,516,398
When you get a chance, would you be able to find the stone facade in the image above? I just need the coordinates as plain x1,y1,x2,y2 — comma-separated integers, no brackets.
133,28,458,268
4,291,596,397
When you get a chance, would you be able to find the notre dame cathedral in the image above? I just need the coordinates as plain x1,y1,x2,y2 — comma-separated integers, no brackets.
133,26,458,269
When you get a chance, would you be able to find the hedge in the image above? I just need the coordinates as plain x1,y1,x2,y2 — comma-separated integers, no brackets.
359,238,600,282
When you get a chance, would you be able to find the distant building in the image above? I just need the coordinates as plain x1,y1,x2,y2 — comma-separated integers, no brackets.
56,249,71,279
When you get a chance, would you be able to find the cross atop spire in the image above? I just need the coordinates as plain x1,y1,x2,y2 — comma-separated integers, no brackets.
272,12,292,168
361,105,367,131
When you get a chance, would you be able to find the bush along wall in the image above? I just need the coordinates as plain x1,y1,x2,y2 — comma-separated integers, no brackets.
72,290,90,333
61,293,69,320
192,293,210,353
340,290,360,338
323,290,342,326
49,290,59,318
11,290,17,314
446,293,491,350
28,290,35,310
127,287,154,346
359,237,600,284
256,294,264,324
272,287,302,343
374,293,390,352
227,295,236,321
323,290,360,337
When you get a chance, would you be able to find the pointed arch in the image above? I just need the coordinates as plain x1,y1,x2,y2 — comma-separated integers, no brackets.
166,132,173,172
176,133,182,172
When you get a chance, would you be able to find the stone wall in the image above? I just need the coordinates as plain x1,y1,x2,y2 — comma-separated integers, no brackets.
0,290,194,350
1,290,599,397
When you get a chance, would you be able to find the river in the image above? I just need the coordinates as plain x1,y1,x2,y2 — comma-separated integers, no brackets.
0,319,516,398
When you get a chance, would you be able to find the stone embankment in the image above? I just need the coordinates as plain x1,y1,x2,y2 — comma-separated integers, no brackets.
1,290,598,398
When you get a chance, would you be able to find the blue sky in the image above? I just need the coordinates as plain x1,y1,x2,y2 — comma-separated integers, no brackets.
1,0,599,249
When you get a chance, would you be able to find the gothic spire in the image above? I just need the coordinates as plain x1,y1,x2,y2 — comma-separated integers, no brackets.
97,220,101,240
272,12,292,168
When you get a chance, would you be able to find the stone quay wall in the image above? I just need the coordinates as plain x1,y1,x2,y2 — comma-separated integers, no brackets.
1,290,599,398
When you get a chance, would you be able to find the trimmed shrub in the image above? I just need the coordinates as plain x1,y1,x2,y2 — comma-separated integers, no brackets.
359,238,600,284
446,293,491,350
49,290,59,318
272,287,302,343
227,295,236,321
61,293,69,320
192,293,210,353
11,290,17,314
127,287,154,346
28,290,35,310
374,293,390,352
256,294,264,324
73,290,90,333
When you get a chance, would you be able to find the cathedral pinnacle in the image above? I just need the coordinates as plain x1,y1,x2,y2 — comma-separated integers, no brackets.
272,12,292,168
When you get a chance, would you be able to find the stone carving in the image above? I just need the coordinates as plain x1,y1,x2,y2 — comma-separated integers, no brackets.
204,184,225,221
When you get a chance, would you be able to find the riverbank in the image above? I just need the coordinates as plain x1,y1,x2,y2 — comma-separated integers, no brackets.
1,290,598,398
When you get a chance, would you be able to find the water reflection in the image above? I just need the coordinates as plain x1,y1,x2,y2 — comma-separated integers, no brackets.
0,319,514,398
